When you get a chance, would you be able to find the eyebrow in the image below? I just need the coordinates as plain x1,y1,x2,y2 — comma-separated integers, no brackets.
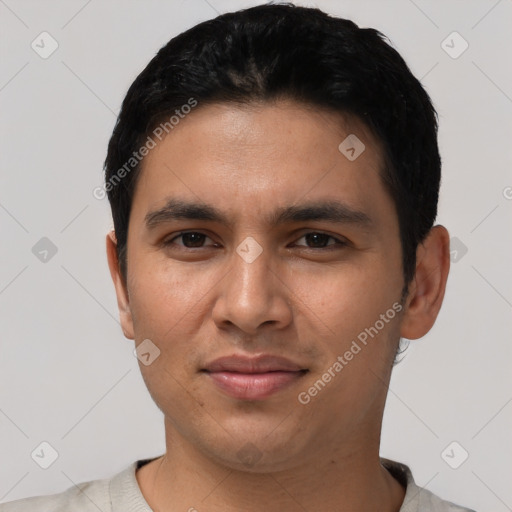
144,198,373,230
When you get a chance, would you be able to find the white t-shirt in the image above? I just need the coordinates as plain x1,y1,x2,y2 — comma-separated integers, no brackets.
0,457,476,511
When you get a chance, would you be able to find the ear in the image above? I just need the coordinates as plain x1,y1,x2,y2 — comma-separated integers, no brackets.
400,225,450,340
106,231,135,339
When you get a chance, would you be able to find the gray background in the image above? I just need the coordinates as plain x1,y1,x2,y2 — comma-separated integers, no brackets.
1,1,511,510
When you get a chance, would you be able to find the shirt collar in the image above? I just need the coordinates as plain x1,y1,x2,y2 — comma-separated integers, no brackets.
110,456,419,512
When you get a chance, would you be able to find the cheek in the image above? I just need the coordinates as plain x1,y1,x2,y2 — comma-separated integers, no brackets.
297,262,403,404
304,257,402,339
127,260,207,341
128,265,209,405
303,267,403,410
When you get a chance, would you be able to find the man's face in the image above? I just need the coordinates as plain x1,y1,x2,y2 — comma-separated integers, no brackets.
119,100,405,471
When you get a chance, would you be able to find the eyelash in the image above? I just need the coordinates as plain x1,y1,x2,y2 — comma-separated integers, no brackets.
163,231,347,250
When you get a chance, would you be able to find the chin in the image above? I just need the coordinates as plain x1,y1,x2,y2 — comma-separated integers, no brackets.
196,421,312,473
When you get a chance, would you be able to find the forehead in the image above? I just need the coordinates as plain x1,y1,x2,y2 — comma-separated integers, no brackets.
132,100,391,224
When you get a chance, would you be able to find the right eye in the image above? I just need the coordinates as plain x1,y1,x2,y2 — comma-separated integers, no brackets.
163,231,219,249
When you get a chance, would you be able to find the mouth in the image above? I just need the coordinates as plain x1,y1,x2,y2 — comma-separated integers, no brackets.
201,355,309,401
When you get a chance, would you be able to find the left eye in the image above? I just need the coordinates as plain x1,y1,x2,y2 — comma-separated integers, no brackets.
294,233,345,248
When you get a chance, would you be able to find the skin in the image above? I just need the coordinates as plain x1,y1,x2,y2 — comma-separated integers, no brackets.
107,100,450,511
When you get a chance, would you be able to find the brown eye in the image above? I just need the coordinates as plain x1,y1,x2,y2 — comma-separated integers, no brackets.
164,232,217,248
295,232,346,248
180,232,207,247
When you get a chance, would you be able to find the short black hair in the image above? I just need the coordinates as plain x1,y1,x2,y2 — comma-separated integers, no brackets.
104,2,441,297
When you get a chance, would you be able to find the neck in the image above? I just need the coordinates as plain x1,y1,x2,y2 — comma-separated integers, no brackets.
136,421,405,512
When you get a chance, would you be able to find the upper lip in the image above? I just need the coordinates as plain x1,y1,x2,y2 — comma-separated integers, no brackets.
203,355,306,373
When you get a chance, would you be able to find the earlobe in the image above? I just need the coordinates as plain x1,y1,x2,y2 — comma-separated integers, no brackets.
400,225,451,340
106,230,135,339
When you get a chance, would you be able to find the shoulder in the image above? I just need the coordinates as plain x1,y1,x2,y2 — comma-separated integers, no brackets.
413,487,477,512
0,458,156,512
381,458,477,512
0,476,111,512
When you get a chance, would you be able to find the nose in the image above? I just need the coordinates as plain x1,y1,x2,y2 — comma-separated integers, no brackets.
211,241,293,335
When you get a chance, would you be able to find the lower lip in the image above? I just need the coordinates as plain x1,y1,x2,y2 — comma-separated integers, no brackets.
205,371,305,400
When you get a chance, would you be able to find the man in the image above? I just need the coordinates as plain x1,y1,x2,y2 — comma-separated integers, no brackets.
1,3,476,511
